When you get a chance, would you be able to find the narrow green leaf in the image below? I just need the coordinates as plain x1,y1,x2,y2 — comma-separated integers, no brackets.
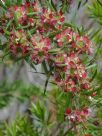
14,13,19,27
86,63,97,70
50,0,57,11
27,30,32,38
48,48,61,54
30,63,37,72
42,61,49,74
97,0,102,6
27,12,40,16
30,27,37,34
17,24,30,29
5,0,11,7
90,29,100,39
44,76,50,95
17,0,23,5
61,0,67,13
6,19,13,30
77,0,82,9
90,68,97,82
0,0,7,10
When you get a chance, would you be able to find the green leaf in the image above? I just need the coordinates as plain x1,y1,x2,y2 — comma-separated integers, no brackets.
77,0,82,9
30,27,37,35
63,22,74,27
49,0,57,11
61,0,67,13
17,24,30,29
0,0,7,10
14,13,19,27
46,0,57,12
42,61,49,74
44,76,50,95
86,63,97,69
97,0,102,6
17,0,23,5
4,30,10,35
27,30,32,38
90,29,100,39
31,102,45,122
6,19,13,30
27,12,40,16
5,0,11,7
48,48,61,54
90,68,97,82
30,63,37,72
77,26,85,36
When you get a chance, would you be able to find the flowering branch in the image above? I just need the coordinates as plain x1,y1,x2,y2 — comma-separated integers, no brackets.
0,0,97,135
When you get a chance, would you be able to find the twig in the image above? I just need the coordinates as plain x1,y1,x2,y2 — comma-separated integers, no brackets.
44,76,50,95
28,71,46,75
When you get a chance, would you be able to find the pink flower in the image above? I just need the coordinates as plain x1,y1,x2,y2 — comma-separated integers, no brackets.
7,6,27,25
55,28,92,55
91,92,97,97
31,34,51,63
74,35,93,54
66,108,90,123
9,30,30,56
55,28,73,47
40,9,65,28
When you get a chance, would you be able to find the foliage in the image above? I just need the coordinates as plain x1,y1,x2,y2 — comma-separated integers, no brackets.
0,80,42,108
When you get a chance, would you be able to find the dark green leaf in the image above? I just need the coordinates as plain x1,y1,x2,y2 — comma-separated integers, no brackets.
17,0,23,5
77,0,82,9
97,0,102,6
90,68,97,82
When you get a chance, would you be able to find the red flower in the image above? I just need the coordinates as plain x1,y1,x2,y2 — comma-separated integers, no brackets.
65,108,72,115
60,17,65,22
66,108,90,123
0,27,4,34
92,92,97,97
81,83,89,90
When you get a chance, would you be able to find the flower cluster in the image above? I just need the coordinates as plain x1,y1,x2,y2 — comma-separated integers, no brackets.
40,9,65,29
65,107,91,123
55,28,93,54
52,53,90,92
1,0,95,129
6,1,41,26
55,28,73,47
